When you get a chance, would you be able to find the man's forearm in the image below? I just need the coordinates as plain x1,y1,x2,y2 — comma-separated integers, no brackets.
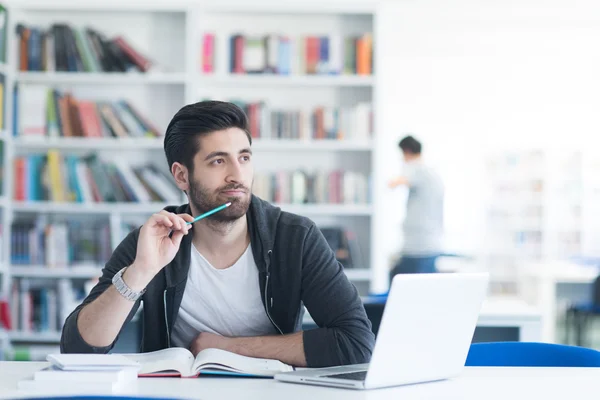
77,263,152,347
221,332,307,367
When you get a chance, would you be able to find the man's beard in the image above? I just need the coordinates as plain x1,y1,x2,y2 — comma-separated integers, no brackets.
188,179,251,223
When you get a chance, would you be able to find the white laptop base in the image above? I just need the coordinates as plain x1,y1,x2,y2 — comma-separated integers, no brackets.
275,272,489,390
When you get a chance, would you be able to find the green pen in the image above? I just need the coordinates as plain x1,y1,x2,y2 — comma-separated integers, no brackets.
186,202,232,225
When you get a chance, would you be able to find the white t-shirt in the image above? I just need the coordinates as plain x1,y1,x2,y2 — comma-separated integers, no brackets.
170,243,277,349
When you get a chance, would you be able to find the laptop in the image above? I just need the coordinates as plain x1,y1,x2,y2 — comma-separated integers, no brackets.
275,272,490,390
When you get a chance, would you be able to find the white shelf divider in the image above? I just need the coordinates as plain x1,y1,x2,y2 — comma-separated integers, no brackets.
8,331,62,343
198,74,374,88
16,72,188,85
252,139,373,152
14,138,372,152
274,203,373,216
10,265,103,279
11,201,373,217
12,201,173,214
13,137,165,150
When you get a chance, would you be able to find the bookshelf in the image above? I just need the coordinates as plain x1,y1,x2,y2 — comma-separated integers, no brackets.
193,2,377,297
0,1,383,351
481,147,600,293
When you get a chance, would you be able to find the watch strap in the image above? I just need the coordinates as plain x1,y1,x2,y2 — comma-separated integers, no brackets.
112,267,146,301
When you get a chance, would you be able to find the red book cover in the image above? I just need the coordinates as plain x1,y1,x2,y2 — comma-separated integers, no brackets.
114,36,152,72
202,33,214,73
306,37,320,74
234,36,244,74
0,298,12,330
14,158,25,201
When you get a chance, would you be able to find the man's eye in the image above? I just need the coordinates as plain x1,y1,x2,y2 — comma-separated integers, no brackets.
212,159,224,165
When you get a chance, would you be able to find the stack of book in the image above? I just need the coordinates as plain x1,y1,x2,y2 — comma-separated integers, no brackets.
17,354,140,394
320,226,364,269
229,100,372,140
16,86,160,139
253,170,370,205
13,152,181,203
11,217,111,266
16,23,152,73
7,279,86,337
201,32,373,75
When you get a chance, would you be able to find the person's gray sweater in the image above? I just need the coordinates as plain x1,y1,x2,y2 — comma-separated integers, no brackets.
60,195,375,367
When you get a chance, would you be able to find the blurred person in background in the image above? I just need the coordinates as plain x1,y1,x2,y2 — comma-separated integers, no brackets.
388,135,444,279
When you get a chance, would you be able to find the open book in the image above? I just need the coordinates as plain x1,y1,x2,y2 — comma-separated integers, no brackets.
122,348,294,378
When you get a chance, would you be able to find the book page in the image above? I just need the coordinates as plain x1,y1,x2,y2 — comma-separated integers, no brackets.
192,348,294,377
122,348,195,377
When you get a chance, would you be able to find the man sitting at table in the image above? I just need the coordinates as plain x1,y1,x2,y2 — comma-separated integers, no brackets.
60,100,375,368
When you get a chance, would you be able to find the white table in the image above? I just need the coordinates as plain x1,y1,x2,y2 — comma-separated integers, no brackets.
521,261,599,343
1,362,599,400
477,296,543,342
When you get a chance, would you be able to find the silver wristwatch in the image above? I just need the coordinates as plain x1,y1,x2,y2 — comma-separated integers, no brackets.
112,267,146,301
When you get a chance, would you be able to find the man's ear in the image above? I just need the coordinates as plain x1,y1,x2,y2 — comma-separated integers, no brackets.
171,162,190,192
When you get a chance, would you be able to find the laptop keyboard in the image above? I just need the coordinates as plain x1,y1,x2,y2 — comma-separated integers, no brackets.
321,370,368,381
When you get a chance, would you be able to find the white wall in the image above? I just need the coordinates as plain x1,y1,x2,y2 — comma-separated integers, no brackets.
372,0,600,292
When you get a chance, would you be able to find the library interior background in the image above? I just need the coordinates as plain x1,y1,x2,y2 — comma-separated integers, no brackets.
1,0,600,359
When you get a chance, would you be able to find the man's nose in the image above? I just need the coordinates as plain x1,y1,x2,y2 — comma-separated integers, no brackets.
225,161,243,182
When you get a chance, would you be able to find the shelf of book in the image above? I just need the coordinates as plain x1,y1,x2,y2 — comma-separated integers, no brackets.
252,139,373,152
198,75,374,88
0,1,384,351
16,72,188,85
13,137,165,150
8,330,62,343
10,266,102,279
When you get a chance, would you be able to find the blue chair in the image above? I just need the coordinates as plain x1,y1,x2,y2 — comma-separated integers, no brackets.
465,342,600,367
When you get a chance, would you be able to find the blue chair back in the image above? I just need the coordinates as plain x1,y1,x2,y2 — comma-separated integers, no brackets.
465,342,600,367
593,275,600,306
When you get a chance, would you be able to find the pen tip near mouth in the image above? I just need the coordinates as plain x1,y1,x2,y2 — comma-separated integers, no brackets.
225,202,232,206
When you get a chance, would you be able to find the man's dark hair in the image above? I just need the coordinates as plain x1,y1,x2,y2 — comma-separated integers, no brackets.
398,135,421,155
164,100,252,171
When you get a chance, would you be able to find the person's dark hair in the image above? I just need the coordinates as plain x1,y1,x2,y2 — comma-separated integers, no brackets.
164,100,252,172
398,135,421,155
